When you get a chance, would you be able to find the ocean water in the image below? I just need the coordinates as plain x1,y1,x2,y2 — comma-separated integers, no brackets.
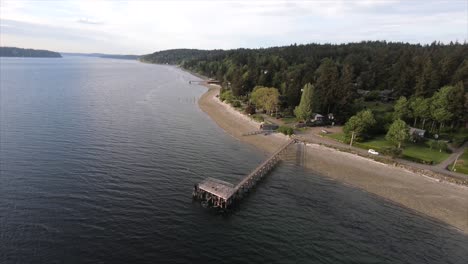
1,57,467,264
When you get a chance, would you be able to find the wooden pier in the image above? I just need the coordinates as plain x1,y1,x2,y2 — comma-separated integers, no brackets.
193,139,297,208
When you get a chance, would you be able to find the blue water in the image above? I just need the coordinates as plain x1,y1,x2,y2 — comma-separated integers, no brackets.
1,57,467,264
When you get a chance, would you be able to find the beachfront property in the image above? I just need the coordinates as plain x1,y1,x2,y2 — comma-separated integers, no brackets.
313,113,324,122
410,127,426,139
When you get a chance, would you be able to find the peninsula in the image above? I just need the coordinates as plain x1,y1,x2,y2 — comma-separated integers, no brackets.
0,47,62,58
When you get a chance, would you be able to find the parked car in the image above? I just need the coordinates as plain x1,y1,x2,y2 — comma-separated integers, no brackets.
368,149,379,155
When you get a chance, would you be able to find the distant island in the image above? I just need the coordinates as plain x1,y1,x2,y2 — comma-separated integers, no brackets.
61,52,140,60
0,47,62,58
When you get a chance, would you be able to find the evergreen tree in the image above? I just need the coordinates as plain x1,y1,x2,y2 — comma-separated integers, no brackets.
392,52,414,97
315,58,339,114
415,56,440,97
447,82,466,127
440,55,458,85
452,59,468,89
337,64,356,119
294,83,316,121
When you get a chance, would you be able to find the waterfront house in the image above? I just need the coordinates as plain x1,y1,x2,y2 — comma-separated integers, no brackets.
313,113,324,122
409,127,426,141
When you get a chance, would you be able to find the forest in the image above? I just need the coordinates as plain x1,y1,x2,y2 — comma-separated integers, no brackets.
0,47,62,58
141,41,467,123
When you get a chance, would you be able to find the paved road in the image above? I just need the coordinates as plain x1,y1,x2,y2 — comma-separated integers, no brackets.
436,141,468,170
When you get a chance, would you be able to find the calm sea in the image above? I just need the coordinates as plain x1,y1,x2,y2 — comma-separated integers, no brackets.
1,57,467,264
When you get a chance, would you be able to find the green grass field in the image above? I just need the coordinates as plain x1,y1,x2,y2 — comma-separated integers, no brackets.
450,149,468,175
324,132,346,142
281,116,297,124
324,133,450,164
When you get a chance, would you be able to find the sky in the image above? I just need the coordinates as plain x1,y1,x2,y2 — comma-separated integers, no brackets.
0,0,467,54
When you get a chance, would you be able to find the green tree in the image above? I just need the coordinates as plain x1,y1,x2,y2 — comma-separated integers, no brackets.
343,110,376,146
315,58,339,113
386,119,410,149
409,97,431,128
415,56,440,97
337,64,356,119
393,96,410,121
452,59,468,88
250,86,280,114
430,86,455,131
294,83,315,121
447,82,465,128
220,90,234,103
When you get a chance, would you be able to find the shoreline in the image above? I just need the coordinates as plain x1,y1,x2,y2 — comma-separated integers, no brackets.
198,85,468,234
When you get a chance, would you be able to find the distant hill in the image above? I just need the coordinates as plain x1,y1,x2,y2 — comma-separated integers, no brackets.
140,49,224,64
61,52,140,60
0,47,62,58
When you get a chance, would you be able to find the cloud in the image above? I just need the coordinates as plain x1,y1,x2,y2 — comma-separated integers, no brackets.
77,18,103,25
0,0,466,54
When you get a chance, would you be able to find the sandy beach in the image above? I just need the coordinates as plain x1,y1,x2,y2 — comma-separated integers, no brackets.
199,85,468,234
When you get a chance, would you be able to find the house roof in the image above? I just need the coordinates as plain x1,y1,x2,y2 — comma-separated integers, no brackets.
410,127,426,134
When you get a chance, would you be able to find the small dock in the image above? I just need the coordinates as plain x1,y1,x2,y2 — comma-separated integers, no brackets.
193,139,297,208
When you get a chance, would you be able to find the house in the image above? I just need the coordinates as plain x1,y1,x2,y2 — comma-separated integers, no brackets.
379,89,395,102
312,113,324,122
410,127,426,140
357,89,396,102
357,89,370,96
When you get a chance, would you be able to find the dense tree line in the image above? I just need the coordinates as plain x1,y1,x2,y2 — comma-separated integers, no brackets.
0,47,62,58
393,84,466,132
141,41,467,122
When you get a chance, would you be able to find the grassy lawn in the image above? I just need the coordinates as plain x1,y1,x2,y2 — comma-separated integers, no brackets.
402,145,450,164
354,137,393,150
281,116,297,124
324,132,346,142
251,114,264,122
324,133,451,164
450,149,468,175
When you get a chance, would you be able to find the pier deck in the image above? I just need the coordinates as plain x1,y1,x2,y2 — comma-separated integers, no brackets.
193,139,297,208
197,178,234,200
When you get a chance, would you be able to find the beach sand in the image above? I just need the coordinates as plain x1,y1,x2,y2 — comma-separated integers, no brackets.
199,85,468,234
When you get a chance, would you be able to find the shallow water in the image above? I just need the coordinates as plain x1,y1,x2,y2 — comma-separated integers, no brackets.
1,57,467,264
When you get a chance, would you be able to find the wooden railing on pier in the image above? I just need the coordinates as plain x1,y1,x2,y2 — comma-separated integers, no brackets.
231,139,295,194
193,139,297,209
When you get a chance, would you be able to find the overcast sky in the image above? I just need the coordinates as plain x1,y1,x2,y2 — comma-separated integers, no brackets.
1,0,467,54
